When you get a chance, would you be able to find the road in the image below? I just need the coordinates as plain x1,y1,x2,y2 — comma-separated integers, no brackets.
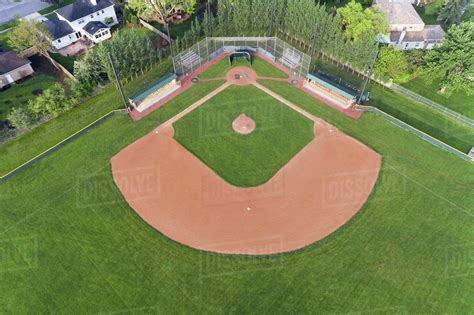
0,0,50,26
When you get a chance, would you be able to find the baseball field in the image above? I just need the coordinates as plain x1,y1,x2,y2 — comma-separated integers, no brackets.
0,55,473,313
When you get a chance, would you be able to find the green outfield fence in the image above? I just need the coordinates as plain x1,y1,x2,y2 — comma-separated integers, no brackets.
0,109,129,183
356,105,473,162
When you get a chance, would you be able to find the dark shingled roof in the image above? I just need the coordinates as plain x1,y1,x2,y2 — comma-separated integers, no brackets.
56,0,114,22
43,16,75,40
83,21,109,35
0,51,31,75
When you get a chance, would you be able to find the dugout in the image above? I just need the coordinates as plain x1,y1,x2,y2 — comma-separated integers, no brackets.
228,50,252,66
304,73,357,109
129,73,181,113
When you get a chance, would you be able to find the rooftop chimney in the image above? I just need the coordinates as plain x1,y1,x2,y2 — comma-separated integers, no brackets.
90,0,97,5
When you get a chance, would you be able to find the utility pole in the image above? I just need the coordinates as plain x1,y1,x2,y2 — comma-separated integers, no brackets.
269,0,276,36
107,52,129,112
166,23,177,74
357,44,380,104
208,0,213,37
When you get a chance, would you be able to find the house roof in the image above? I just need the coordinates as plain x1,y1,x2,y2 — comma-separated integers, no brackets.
56,0,113,22
43,16,75,40
375,0,424,26
0,51,31,75
390,25,444,42
83,21,109,35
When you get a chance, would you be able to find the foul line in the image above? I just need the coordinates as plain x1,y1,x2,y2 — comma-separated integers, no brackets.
0,109,129,183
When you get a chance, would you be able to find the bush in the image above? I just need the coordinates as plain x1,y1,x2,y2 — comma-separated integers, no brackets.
7,107,32,130
105,17,114,25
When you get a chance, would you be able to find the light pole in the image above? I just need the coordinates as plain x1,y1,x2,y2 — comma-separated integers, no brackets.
166,23,177,74
269,0,276,36
357,44,380,104
208,0,213,37
107,52,129,112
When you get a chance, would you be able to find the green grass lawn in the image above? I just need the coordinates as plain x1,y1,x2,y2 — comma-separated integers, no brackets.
174,85,314,186
0,72,473,312
199,56,289,80
0,75,57,121
49,52,76,74
402,75,474,119
0,60,174,175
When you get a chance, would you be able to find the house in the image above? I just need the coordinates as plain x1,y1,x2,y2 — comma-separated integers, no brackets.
375,0,444,50
0,51,34,89
43,0,118,50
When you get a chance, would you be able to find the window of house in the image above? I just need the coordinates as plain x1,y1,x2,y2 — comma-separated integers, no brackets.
101,10,105,13
57,39,61,43
90,14,94,18
79,19,85,24
97,12,100,16
68,35,71,39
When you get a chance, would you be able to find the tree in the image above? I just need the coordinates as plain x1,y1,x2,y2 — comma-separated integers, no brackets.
438,0,465,25
336,0,388,42
8,19,52,55
375,46,409,82
423,22,474,96
28,83,71,118
127,0,197,25
7,107,32,130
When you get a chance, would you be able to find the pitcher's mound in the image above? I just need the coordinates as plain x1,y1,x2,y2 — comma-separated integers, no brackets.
232,114,256,135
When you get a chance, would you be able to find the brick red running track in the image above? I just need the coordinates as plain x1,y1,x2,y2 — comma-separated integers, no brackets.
111,69,381,255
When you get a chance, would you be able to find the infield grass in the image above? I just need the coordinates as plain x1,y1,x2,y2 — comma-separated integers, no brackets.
173,85,314,186
199,57,288,80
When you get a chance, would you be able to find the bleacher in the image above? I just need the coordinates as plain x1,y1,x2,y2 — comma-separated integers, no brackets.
304,73,356,109
180,50,202,69
279,48,302,69
129,73,181,113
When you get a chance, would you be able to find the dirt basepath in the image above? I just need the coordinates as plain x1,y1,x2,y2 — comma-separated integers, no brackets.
111,67,382,255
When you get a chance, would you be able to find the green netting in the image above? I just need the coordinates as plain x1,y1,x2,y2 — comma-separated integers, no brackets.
306,73,355,100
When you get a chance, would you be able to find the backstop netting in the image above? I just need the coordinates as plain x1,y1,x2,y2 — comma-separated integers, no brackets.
173,37,311,79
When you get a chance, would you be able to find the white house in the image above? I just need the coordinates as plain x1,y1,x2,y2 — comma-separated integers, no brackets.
375,0,444,50
43,0,118,50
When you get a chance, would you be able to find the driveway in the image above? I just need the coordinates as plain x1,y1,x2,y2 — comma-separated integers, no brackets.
0,0,50,26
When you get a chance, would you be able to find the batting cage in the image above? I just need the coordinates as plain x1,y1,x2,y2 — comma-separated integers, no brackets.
173,37,311,79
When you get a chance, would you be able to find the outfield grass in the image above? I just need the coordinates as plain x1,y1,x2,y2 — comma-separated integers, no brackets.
0,75,57,121
199,57,289,80
174,85,314,186
0,73,472,312
0,60,174,175
401,75,474,119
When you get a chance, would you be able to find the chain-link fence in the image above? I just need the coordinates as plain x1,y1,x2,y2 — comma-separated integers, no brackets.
173,37,311,79
388,83,474,128
356,105,473,162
